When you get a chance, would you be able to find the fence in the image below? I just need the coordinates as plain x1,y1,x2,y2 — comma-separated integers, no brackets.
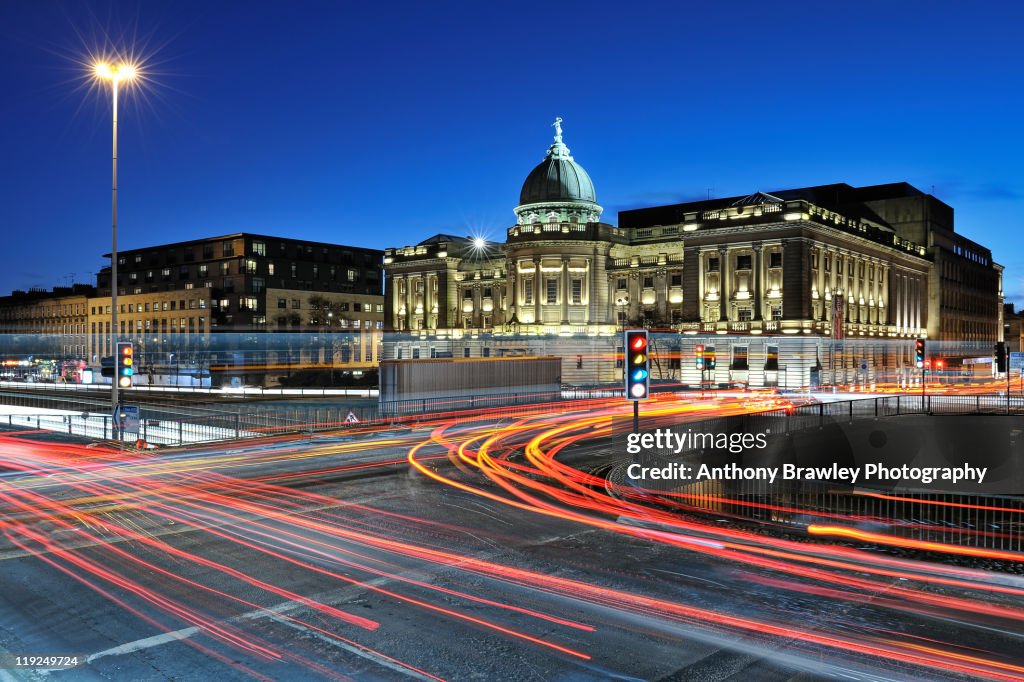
617,394,1024,554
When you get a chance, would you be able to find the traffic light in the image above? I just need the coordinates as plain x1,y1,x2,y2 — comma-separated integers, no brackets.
100,355,114,378
914,338,925,369
695,344,705,370
624,330,650,400
116,342,134,389
935,359,944,374
995,341,1007,372
706,347,717,370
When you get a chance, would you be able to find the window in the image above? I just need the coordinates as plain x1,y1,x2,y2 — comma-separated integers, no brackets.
670,273,682,287
463,347,471,358
246,259,258,274
769,252,782,268
222,241,234,257
708,258,720,272
221,262,230,276
219,298,230,311
616,277,627,290
837,259,843,275
252,241,266,256
771,305,783,320
463,289,474,299
736,255,752,270
242,297,258,311
347,269,358,282
523,278,534,305
571,279,582,304
252,277,265,294
198,264,208,277
161,268,171,278
738,308,752,322
546,279,557,304
202,245,214,259
292,299,301,309
290,263,298,278
277,298,287,309
312,264,319,279
643,276,654,288
765,346,779,371
824,256,831,272
268,262,275,276
482,347,491,357
731,346,748,370
483,286,492,298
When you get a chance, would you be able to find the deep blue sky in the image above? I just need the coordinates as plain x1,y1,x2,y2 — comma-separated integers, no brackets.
2,1,1022,306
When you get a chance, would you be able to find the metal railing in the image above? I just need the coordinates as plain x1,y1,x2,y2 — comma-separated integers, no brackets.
618,394,1024,554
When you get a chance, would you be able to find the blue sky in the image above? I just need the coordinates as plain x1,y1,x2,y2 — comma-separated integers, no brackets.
1,0,1022,306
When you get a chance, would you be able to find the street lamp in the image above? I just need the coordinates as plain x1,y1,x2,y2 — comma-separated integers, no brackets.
93,61,137,416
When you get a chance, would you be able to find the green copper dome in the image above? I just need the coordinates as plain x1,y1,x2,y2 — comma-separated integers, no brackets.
518,118,598,205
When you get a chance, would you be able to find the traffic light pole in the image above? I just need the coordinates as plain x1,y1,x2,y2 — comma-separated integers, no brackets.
633,400,639,434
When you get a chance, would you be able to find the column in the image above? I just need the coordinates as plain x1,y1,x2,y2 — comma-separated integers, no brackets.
533,257,542,325
718,247,728,322
508,259,518,322
423,273,432,329
561,257,569,324
752,242,763,321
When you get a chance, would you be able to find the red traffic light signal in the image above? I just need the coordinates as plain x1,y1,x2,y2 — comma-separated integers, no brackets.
695,344,705,370
624,330,650,401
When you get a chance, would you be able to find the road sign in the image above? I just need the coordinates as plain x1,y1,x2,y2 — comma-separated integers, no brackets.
345,411,360,423
114,404,140,437
1010,352,1024,371
859,358,868,371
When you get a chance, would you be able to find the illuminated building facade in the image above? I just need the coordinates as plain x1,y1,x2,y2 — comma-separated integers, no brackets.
384,121,1003,387
0,234,386,383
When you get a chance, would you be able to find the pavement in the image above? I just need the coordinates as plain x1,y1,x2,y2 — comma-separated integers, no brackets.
0,403,1020,681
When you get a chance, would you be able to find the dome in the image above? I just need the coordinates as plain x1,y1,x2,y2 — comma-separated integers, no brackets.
517,118,599,207
519,156,597,205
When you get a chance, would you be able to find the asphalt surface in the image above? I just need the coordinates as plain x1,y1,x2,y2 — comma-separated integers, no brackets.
0,414,1021,682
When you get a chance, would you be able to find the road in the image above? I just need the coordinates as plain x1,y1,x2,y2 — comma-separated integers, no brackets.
1,393,1022,681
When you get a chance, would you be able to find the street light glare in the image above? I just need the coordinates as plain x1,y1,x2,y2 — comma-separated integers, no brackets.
93,61,138,82
472,237,486,250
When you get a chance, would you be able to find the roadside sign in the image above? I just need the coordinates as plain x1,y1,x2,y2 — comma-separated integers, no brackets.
114,404,141,437
1010,352,1024,371
344,411,360,423
859,358,868,371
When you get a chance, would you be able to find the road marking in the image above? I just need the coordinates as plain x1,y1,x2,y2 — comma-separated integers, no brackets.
264,612,438,680
87,627,200,662
84,576,395,664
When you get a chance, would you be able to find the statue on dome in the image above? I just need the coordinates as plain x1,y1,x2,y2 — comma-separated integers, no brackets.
552,117,563,140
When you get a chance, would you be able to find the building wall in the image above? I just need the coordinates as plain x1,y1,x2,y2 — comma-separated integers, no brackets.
385,199,933,342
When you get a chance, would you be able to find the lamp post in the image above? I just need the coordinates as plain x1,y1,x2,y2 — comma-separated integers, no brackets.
93,62,136,417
